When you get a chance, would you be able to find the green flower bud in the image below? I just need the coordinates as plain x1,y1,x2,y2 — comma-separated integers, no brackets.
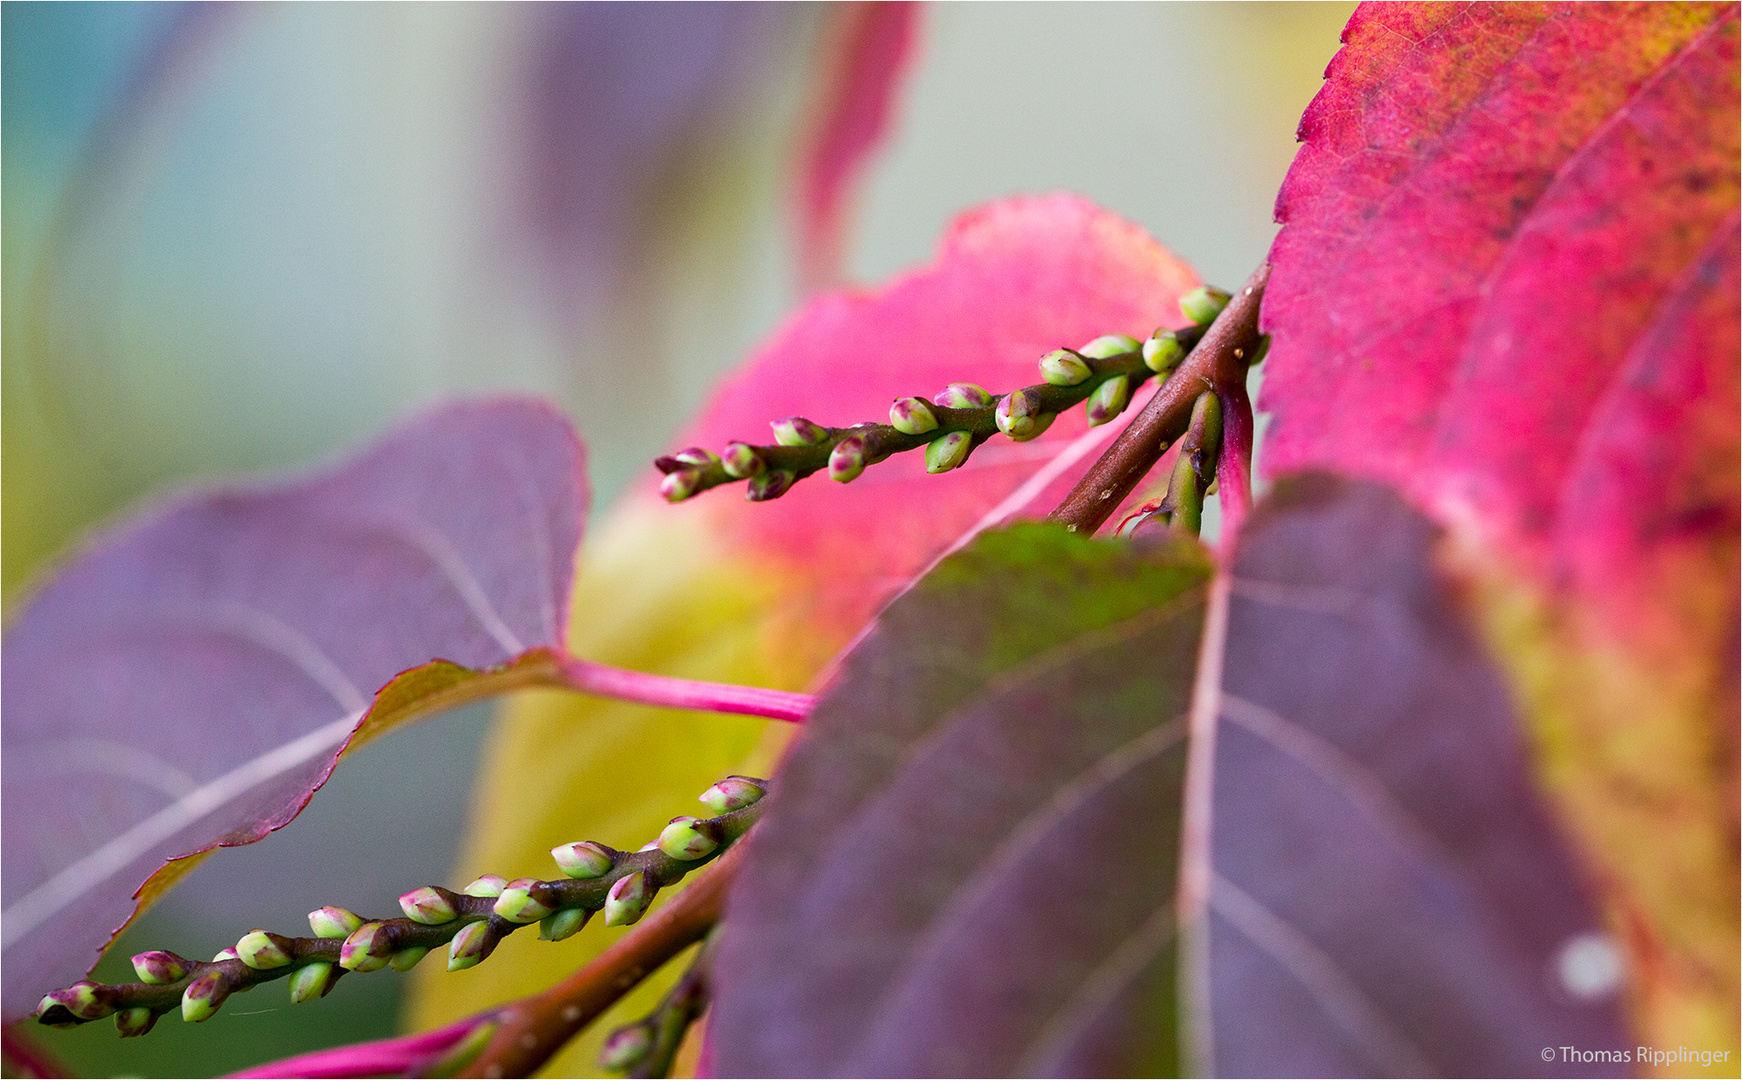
995,388,1043,439
308,906,365,939
925,430,973,474
399,886,458,925
888,396,939,434
132,950,189,985
339,923,392,973
47,981,111,1021
552,840,615,879
211,948,240,963
600,1023,654,1071
492,878,555,924
181,972,228,1023
1180,286,1231,325
1077,333,1142,359
699,776,766,813
463,874,509,898
745,469,795,502
932,383,994,409
828,436,868,483
603,871,653,927
770,416,828,446
236,930,295,970
1014,411,1056,442
1085,374,1132,426
659,469,701,503
389,946,431,972
720,441,764,479
1142,328,1183,372
1038,348,1093,386
539,907,592,942
115,1007,157,1038
287,961,339,1004
447,921,492,972
657,817,722,861
670,446,719,467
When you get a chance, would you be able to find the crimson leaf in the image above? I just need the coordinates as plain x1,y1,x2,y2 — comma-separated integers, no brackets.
0,398,586,1021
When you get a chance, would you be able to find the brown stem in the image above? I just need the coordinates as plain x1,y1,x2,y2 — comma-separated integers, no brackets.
457,842,745,1079
1049,263,1269,535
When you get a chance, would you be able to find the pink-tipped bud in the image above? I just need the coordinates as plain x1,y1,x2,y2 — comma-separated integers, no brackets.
447,921,493,972
181,972,229,1023
1039,348,1093,386
1085,374,1132,426
339,923,392,973
1077,333,1142,359
657,817,722,861
746,469,796,502
660,468,701,503
925,431,973,474
995,388,1044,439
720,441,764,479
932,383,994,409
600,1024,654,1070
828,437,868,483
308,906,366,939
115,1007,157,1038
699,776,766,813
889,397,939,434
288,961,340,1004
770,416,828,446
47,981,112,1021
492,878,555,924
132,950,189,985
463,874,509,898
671,446,718,467
604,871,653,927
236,930,295,970
552,840,615,879
399,886,458,925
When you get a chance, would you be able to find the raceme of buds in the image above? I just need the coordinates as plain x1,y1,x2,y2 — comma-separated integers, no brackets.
1085,374,1132,426
131,951,189,985
889,396,939,434
699,776,765,813
463,874,508,898
287,961,340,1004
604,870,653,926
746,469,796,502
660,469,701,503
540,907,592,942
389,946,431,972
447,920,493,972
308,906,365,939
600,1023,654,1071
995,388,1044,439
1077,333,1142,359
1038,348,1093,386
552,840,616,879
828,436,868,483
339,922,392,973
658,817,722,861
399,886,458,925
1180,285,1232,325
236,930,295,970
493,878,555,924
925,430,973,474
932,383,994,409
721,441,764,478
1142,328,1183,372
181,971,229,1023
771,416,829,446
114,1007,157,1038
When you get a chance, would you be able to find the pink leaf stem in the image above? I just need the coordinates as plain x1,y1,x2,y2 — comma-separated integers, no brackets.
557,655,813,724
226,1013,494,1079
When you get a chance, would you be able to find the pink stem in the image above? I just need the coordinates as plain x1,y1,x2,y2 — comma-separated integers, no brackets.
557,656,814,724
1214,373,1256,553
226,1014,490,1078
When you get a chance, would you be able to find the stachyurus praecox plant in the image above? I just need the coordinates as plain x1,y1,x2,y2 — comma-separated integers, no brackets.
4,4,1736,1077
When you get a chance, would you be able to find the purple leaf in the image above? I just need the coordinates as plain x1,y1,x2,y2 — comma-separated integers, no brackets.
711,477,1626,1076
1,398,586,1021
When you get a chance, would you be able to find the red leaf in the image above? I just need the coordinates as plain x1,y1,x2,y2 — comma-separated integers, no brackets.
0,400,587,1021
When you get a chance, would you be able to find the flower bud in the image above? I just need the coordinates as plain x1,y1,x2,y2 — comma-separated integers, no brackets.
1016,411,1056,442
287,961,339,1004
604,871,653,927
657,817,722,861
1085,375,1132,426
1179,286,1231,325
995,388,1044,439
115,1007,157,1038
181,972,229,1023
925,430,973,474
932,383,993,409
1077,333,1142,359
828,436,867,483
771,416,828,446
552,840,615,879
493,878,555,924
462,874,508,898
447,921,493,972
746,469,795,501
399,886,458,925
600,1023,654,1071
34,996,79,1029
236,930,295,970
1142,328,1183,372
1038,348,1093,386
699,776,765,813
539,907,592,942
888,397,939,435
660,469,701,503
212,948,240,963
671,446,718,467
339,923,392,973
720,441,764,479
48,981,111,1021
132,950,189,985
389,946,431,972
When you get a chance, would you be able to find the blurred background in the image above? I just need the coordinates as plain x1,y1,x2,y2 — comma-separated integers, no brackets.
3,3,1352,1075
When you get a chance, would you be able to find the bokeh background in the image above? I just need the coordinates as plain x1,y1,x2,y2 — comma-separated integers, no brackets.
3,3,1353,1075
